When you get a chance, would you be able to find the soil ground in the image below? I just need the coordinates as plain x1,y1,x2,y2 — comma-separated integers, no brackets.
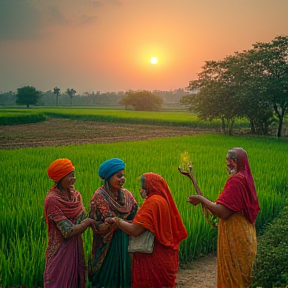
176,253,217,287
0,118,215,149
0,118,218,287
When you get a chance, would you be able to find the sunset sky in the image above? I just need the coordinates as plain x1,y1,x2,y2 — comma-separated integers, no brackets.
0,0,287,94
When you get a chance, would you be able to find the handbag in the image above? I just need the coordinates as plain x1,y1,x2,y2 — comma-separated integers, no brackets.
128,229,155,254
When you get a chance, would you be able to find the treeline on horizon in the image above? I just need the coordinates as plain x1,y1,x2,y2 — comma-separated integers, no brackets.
0,88,191,107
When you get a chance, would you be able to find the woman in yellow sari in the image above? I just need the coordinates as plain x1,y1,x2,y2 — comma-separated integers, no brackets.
188,147,260,288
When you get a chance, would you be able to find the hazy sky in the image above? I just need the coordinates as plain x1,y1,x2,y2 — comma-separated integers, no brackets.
0,0,287,94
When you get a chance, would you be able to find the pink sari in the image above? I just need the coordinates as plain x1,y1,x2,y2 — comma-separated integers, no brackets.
43,187,86,288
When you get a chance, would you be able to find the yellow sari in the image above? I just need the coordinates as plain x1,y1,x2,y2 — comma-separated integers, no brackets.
217,213,257,288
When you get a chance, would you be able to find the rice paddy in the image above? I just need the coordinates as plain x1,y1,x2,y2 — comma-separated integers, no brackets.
1,133,287,287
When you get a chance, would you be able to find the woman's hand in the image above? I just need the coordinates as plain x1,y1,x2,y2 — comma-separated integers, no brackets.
98,222,111,231
104,217,120,230
64,218,97,239
83,218,111,232
188,195,234,220
105,217,117,225
106,217,146,237
82,217,97,227
188,195,202,206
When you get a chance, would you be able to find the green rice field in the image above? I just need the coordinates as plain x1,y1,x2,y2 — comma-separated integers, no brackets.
1,133,288,287
0,107,250,129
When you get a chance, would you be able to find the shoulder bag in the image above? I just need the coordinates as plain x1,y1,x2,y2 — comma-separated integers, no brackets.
128,229,155,254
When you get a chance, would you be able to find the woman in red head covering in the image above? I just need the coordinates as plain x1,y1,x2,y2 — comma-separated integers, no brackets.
44,158,96,288
188,148,260,288
107,172,188,288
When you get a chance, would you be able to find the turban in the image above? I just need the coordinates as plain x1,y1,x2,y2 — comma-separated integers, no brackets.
47,158,75,182
98,158,125,181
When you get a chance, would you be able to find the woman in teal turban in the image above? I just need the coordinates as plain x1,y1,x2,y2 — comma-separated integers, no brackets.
88,158,138,288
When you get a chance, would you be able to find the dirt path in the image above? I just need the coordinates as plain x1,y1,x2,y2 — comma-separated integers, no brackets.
176,253,217,288
1,118,217,287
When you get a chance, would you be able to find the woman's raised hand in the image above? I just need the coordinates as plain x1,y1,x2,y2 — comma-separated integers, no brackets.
188,195,202,206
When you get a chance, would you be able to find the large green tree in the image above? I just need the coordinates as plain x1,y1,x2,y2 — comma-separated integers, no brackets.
248,36,288,137
184,59,239,134
184,35,288,137
16,86,42,108
224,52,274,135
119,90,163,111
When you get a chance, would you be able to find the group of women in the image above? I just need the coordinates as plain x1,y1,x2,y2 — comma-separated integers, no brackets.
43,147,260,288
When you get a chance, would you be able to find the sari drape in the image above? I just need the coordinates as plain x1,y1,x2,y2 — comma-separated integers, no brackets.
132,173,188,288
43,187,86,288
132,239,179,288
216,148,260,288
218,147,260,225
88,187,138,288
217,213,257,288
217,175,260,225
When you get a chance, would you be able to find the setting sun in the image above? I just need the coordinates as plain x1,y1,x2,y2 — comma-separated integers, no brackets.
150,57,158,65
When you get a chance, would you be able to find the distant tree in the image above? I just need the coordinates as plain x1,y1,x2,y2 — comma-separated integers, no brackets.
119,90,163,111
0,91,16,106
66,88,76,106
153,88,187,103
16,86,42,108
53,87,61,106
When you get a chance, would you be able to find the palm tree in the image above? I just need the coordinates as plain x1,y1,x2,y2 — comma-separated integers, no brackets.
53,87,61,106
66,88,76,106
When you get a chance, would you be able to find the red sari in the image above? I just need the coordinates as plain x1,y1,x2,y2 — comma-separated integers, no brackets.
43,187,87,288
132,173,188,288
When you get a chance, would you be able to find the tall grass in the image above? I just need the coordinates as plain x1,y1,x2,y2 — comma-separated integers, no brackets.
0,134,287,287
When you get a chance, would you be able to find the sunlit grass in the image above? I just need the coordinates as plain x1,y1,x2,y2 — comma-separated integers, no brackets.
1,134,287,287
0,107,250,129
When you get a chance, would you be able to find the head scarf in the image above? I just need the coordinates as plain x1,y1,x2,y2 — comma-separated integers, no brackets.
137,172,188,248
98,158,125,182
227,147,256,195
47,158,75,183
217,147,260,223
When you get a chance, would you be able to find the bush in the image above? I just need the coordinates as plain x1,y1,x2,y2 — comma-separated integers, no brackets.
0,113,47,125
252,206,288,288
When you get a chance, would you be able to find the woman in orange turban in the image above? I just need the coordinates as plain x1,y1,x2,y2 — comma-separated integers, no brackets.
43,158,96,288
